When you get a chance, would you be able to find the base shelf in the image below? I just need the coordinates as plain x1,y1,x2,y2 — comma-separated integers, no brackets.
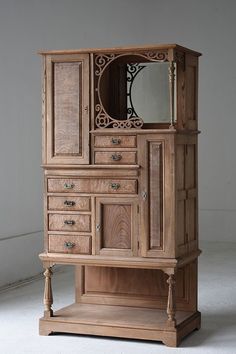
39,303,201,347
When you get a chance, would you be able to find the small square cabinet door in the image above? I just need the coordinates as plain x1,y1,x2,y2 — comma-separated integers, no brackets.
44,54,89,164
95,198,138,257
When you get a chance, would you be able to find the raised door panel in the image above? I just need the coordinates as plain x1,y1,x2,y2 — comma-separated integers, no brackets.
95,197,138,257
138,134,175,258
45,54,89,164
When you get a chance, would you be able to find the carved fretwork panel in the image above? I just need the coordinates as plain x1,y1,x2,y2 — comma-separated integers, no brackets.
94,51,169,129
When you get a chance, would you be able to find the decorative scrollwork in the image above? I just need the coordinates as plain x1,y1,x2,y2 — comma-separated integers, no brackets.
94,54,116,76
95,104,143,128
143,51,168,62
127,63,146,118
94,51,170,129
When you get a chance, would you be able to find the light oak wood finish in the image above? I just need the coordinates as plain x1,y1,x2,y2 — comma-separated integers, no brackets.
48,214,91,232
49,235,91,254
94,135,136,148
47,178,137,194
94,151,137,164
48,196,90,211
39,44,201,347
39,303,201,347
43,267,53,318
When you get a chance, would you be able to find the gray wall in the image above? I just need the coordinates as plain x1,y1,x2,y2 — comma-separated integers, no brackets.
0,0,235,286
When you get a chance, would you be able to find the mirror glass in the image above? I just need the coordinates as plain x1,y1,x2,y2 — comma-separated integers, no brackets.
99,56,173,124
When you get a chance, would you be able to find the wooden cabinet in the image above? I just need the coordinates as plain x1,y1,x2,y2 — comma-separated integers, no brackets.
39,44,202,347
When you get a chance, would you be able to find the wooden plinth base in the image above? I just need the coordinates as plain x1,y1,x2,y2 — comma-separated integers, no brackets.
39,303,201,347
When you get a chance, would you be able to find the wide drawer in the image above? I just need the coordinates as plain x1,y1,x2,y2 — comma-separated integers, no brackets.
48,196,90,211
94,151,137,165
94,135,136,148
48,178,137,194
48,214,91,232
49,235,91,254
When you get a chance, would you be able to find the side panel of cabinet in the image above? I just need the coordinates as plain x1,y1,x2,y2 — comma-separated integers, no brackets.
95,197,138,257
44,54,90,164
138,134,175,258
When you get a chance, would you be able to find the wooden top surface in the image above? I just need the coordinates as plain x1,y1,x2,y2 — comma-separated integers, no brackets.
38,43,202,56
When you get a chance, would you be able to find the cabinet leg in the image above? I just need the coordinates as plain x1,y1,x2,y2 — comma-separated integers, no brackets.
166,273,176,327
43,267,53,318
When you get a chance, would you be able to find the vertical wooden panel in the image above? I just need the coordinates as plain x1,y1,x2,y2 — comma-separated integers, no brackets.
177,200,185,246
186,66,196,122
149,142,163,249
102,204,131,249
185,145,196,189
45,54,89,164
176,144,185,190
54,62,82,156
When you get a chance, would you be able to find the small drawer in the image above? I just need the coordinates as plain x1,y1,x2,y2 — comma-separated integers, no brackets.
94,135,136,148
48,196,90,211
48,214,91,232
94,151,137,165
49,235,91,254
48,178,137,194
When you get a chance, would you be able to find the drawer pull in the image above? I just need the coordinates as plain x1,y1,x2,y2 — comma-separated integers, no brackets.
111,153,122,161
64,183,74,190
64,241,75,249
64,200,76,207
111,138,121,145
64,220,75,225
110,183,120,190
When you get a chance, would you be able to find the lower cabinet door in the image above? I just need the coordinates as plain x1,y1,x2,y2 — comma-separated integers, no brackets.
95,197,138,257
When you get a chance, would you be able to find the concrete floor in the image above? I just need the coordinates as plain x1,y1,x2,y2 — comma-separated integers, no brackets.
0,241,235,354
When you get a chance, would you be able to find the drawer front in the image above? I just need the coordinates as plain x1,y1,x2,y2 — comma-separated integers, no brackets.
48,196,90,211
49,235,91,254
94,151,137,165
48,214,91,232
48,178,137,194
94,135,136,148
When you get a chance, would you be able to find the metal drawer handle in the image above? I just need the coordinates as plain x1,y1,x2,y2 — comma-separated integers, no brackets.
64,183,74,189
64,220,75,225
64,241,75,249
111,138,121,145
111,153,122,161
64,200,76,207
110,183,120,190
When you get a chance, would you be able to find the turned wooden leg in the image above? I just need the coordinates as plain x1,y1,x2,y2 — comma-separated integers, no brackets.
43,267,53,318
166,273,176,327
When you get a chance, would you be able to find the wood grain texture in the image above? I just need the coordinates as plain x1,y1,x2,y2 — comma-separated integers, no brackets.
54,62,82,156
94,151,137,164
39,303,201,347
48,214,91,232
48,178,137,194
149,141,163,249
49,235,91,254
40,45,201,347
94,135,136,148
48,196,90,211
102,204,131,249
45,54,89,164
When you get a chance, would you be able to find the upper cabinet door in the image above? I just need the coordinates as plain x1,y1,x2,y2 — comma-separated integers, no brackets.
44,54,90,165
